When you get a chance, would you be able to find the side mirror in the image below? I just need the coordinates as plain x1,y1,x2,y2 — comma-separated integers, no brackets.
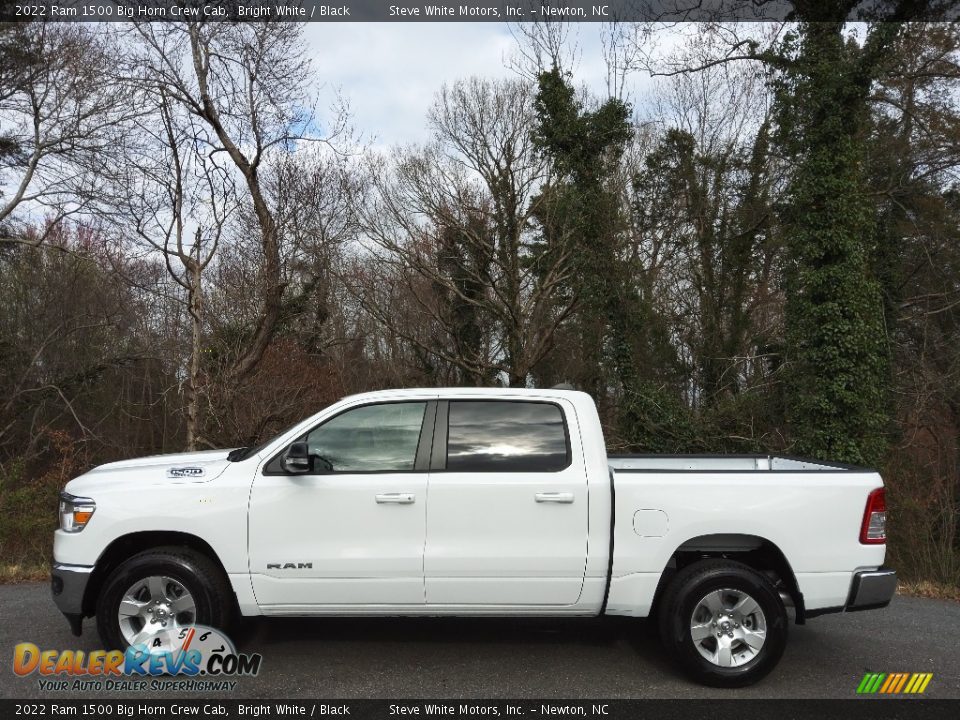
282,441,312,474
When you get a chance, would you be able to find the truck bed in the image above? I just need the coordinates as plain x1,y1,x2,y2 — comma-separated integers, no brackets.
602,452,885,618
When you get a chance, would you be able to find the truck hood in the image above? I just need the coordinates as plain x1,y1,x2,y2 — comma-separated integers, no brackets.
65,449,235,495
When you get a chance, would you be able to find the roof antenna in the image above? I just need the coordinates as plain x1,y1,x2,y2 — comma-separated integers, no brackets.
552,382,575,390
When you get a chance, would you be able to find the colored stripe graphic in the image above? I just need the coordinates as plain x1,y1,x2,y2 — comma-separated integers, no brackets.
893,673,910,693
906,673,934,694
856,673,885,693
857,672,933,694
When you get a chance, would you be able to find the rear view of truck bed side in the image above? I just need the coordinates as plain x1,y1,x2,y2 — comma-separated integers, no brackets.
604,454,892,620
591,450,893,686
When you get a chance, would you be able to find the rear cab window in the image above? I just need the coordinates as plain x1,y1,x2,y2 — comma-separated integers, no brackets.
445,400,570,472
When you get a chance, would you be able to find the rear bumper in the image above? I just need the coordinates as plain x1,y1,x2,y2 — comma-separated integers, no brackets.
846,566,897,611
803,566,897,619
50,563,93,636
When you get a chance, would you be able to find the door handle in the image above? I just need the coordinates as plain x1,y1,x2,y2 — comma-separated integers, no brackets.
535,492,574,504
375,493,415,504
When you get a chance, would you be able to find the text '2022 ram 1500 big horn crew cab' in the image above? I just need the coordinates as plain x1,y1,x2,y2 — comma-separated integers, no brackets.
51,388,896,687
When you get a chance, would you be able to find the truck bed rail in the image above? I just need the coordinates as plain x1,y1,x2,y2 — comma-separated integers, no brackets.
607,454,868,472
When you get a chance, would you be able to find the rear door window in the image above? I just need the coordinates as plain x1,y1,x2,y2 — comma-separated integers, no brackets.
445,401,570,472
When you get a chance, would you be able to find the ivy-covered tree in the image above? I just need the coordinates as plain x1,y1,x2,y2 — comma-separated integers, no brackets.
531,68,635,392
774,20,902,467
432,211,495,385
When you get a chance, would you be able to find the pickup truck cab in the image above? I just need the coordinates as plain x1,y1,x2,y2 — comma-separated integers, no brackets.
52,388,896,687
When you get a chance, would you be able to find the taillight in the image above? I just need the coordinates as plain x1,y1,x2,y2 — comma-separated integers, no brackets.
860,488,887,544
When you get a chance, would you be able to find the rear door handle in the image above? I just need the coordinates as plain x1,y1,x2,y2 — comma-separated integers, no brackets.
375,493,415,504
535,492,574,504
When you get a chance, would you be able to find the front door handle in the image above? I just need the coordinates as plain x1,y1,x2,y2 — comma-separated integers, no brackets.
375,493,415,504
535,492,574,504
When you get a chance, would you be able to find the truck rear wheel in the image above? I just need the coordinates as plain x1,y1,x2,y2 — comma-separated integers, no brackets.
657,559,787,687
96,546,233,651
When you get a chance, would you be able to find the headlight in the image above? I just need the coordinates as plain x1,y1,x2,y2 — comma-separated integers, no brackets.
59,492,96,533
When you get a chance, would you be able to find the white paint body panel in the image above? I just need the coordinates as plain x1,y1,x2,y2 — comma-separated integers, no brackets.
603,466,886,614
56,388,887,619
424,398,589,606
248,471,429,606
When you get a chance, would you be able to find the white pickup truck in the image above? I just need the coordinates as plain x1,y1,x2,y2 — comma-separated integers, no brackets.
51,388,895,687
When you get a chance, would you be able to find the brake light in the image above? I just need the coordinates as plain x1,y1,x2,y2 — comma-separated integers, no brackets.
860,488,887,544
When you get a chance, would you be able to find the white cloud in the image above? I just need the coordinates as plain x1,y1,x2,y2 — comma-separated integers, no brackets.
303,22,616,148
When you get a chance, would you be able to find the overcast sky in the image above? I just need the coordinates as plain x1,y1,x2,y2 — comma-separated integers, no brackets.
302,23,619,148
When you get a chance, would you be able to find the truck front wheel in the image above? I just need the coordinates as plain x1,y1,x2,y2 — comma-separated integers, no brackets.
96,546,233,651
658,559,787,687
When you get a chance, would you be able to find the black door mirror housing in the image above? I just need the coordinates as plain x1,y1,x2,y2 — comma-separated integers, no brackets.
282,441,313,474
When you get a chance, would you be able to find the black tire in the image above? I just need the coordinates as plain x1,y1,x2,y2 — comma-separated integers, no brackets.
657,559,787,688
96,546,234,650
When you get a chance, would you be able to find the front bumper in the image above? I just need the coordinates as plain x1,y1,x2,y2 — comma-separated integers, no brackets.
846,566,897,611
51,563,93,636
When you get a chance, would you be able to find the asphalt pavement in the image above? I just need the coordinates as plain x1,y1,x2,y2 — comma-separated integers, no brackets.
1,583,957,699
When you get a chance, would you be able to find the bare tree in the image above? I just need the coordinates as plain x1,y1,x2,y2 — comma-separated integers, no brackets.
107,86,239,450
641,44,780,407
267,147,358,348
507,15,579,80
352,77,576,387
125,21,348,383
0,24,130,243
601,21,651,100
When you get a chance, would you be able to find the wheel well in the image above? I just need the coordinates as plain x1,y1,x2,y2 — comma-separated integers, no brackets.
82,531,232,617
649,534,805,624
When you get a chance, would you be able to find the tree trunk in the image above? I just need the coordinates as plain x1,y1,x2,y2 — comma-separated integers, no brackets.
185,252,204,452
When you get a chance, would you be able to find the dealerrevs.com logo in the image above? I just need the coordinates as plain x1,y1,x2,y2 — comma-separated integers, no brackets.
13,625,262,692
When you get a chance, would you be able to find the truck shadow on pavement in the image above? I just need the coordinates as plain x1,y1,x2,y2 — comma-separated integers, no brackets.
232,615,686,681
236,615,654,648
